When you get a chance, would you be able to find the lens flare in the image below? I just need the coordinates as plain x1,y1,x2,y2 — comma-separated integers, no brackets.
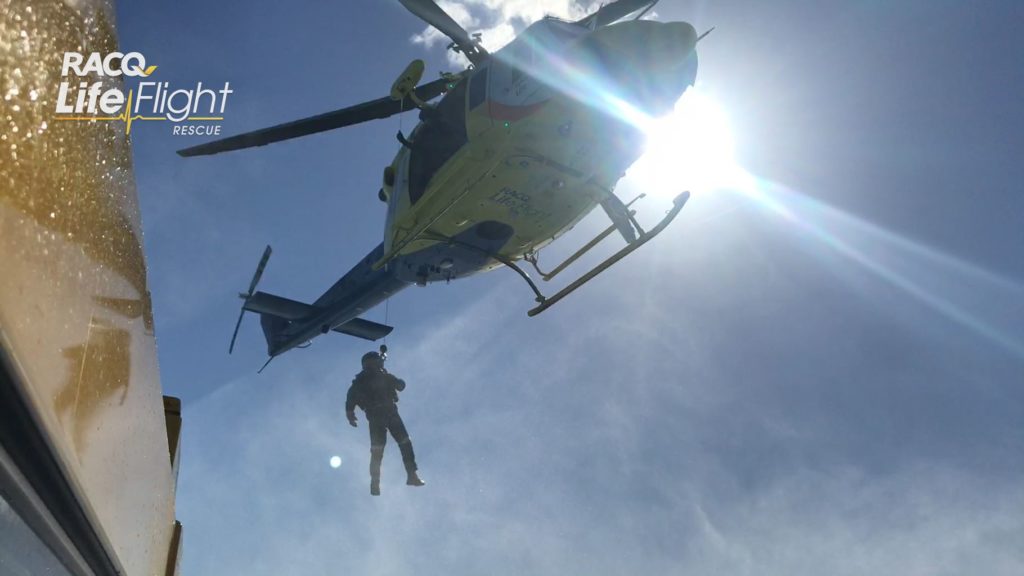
622,90,1023,360
625,90,745,197
729,175,1024,360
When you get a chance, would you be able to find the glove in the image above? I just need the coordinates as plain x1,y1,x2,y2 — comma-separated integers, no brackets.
346,411,358,427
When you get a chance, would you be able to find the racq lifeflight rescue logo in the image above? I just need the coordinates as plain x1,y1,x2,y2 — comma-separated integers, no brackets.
54,51,232,136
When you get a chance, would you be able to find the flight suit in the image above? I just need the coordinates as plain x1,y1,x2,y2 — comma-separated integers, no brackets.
345,369,418,485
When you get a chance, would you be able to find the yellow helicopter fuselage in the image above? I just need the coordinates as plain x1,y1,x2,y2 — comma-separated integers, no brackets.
379,17,698,285
194,13,701,357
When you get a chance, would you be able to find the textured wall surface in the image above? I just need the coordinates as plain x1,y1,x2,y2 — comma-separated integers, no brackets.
1,1,176,573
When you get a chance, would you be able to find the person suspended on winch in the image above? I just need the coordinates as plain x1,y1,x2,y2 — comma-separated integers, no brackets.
345,346,425,495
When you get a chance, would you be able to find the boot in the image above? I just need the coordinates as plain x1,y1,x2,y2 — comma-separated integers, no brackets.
406,470,425,487
370,477,380,496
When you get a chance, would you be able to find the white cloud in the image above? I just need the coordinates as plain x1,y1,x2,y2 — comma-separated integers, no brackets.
409,0,593,66
410,0,480,49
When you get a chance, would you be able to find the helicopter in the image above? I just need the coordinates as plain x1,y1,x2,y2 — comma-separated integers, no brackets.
178,0,705,362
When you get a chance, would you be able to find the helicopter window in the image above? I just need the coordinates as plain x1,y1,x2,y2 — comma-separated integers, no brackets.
468,67,488,110
407,80,469,205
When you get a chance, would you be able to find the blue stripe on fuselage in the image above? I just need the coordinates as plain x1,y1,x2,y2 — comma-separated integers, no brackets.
270,225,512,356
271,243,407,356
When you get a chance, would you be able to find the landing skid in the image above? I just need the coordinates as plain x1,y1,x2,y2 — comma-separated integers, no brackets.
524,191,689,316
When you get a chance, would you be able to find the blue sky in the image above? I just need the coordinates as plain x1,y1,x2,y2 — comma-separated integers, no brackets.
118,1,1023,574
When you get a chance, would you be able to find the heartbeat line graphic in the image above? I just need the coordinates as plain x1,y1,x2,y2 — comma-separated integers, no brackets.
53,89,223,135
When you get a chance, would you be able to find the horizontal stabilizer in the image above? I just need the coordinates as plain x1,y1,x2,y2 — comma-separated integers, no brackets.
244,292,317,321
332,318,393,341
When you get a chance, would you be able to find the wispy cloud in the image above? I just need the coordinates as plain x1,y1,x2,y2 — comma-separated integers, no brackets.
178,260,1024,574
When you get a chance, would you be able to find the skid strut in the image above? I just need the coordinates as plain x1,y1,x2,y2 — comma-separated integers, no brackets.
526,191,689,316
526,192,646,281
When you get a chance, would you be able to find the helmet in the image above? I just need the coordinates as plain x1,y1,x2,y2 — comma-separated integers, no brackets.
361,351,382,369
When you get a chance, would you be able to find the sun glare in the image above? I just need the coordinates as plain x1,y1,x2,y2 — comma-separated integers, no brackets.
625,90,744,197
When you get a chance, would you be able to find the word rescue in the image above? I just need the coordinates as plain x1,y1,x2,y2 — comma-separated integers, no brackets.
55,51,231,135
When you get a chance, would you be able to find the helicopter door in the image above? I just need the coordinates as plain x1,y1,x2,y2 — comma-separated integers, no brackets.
406,79,470,206
465,65,492,137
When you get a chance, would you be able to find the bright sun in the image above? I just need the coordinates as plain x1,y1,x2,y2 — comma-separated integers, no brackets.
624,89,743,198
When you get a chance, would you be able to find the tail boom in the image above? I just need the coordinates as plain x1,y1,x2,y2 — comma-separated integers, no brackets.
256,243,408,357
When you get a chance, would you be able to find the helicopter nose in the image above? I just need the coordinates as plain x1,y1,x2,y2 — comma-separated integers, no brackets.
646,21,700,113
633,21,698,111
571,20,700,117
651,21,697,66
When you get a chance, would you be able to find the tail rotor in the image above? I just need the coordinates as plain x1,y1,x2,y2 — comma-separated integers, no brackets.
229,245,273,354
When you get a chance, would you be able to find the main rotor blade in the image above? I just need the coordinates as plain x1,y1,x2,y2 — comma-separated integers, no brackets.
576,0,657,28
397,0,487,65
177,78,449,157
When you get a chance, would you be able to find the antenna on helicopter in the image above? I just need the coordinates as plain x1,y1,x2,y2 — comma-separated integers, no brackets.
257,356,274,374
